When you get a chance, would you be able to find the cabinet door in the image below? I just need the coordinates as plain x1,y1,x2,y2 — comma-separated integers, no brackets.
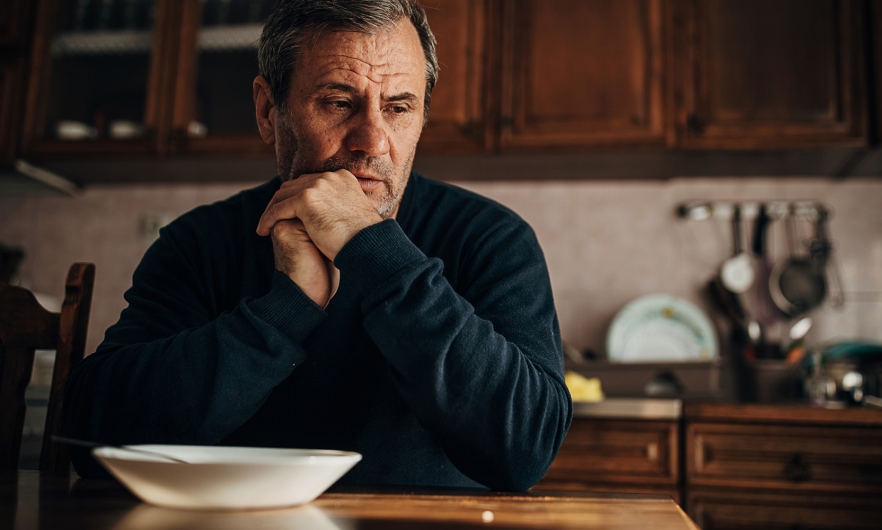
418,0,489,153
21,0,170,157
167,0,270,156
675,0,867,149
688,490,882,530
538,419,679,489
500,0,667,150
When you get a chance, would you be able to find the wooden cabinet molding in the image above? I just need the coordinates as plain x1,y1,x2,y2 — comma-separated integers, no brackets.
684,402,882,426
674,0,868,149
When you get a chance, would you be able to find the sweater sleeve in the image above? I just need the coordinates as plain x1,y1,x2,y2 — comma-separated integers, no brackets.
63,219,326,477
334,219,572,491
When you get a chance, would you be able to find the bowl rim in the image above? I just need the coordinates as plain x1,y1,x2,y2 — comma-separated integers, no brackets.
92,445,363,465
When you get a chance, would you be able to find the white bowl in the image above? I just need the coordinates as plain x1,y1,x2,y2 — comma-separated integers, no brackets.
92,445,361,510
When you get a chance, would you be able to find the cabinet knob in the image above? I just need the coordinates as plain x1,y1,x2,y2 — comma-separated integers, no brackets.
783,453,812,482
645,442,659,462
687,114,706,134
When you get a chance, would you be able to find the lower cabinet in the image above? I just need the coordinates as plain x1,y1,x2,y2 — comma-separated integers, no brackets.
684,404,882,530
537,404,882,529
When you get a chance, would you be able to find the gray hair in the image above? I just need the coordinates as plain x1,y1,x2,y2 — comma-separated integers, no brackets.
258,0,438,121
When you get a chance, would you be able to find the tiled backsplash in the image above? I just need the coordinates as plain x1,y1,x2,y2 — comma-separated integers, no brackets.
1,173,880,358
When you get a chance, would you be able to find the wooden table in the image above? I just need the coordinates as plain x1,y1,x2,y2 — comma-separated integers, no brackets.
2,470,699,529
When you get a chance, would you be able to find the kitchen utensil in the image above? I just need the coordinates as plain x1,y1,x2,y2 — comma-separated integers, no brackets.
706,278,758,362
770,207,827,316
751,204,785,327
52,436,190,464
91,445,362,510
784,317,812,364
789,317,813,342
720,205,755,294
606,294,718,362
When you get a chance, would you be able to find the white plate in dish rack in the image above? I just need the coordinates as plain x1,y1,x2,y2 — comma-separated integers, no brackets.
606,294,718,363
92,445,361,510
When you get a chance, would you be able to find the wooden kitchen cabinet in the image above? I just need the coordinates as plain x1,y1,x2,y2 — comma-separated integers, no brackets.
20,0,165,157
16,0,491,160
535,417,681,503
673,0,868,149
684,403,882,529
499,0,668,150
7,0,880,176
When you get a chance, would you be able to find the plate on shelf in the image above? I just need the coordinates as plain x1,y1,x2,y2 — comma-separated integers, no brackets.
606,294,718,363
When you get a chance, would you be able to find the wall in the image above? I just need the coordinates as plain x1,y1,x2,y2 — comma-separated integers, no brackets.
1,167,881,363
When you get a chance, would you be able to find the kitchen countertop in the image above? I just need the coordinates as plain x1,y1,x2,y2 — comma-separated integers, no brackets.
572,398,682,420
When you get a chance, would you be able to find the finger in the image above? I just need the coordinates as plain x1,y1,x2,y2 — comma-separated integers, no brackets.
257,199,303,236
270,218,308,240
258,174,331,236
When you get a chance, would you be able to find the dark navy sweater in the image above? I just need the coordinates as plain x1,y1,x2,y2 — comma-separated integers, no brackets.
64,172,572,490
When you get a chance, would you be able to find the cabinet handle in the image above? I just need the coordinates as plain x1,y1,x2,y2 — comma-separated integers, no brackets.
783,453,812,482
687,114,706,134
645,442,659,462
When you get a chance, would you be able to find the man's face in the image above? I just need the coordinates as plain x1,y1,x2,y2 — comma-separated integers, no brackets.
273,20,427,218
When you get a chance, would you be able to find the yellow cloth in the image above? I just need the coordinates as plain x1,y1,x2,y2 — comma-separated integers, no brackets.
565,371,604,402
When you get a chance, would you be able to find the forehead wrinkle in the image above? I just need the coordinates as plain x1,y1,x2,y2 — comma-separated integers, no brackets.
316,61,415,90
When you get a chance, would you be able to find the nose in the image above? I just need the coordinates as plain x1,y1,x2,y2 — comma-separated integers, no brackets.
344,108,390,157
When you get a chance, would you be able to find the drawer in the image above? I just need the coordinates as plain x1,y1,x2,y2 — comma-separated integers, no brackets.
540,419,678,487
688,490,882,530
687,422,882,493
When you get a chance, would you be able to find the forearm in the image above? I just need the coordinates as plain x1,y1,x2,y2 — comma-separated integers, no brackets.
64,272,325,475
336,221,572,491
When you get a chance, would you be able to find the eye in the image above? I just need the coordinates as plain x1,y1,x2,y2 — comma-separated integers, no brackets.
327,100,351,110
387,105,409,114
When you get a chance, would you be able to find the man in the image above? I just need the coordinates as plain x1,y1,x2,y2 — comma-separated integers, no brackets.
64,0,571,491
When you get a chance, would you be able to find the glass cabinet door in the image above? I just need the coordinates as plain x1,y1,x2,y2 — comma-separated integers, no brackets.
25,0,160,154
172,0,274,154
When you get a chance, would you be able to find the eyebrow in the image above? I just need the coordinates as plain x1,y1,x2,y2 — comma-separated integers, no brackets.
316,82,420,104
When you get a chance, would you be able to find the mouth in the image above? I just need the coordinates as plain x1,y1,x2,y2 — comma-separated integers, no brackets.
353,174,383,193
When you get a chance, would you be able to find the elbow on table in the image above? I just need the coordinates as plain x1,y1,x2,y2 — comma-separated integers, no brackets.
486,397,573,491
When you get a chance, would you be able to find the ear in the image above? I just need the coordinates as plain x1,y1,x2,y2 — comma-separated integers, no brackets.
253,76,277,145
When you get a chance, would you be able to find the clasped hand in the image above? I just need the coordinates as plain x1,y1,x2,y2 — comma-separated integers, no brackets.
256,170,384,307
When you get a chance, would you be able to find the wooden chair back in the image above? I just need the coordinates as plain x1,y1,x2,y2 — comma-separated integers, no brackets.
0,263,95,473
